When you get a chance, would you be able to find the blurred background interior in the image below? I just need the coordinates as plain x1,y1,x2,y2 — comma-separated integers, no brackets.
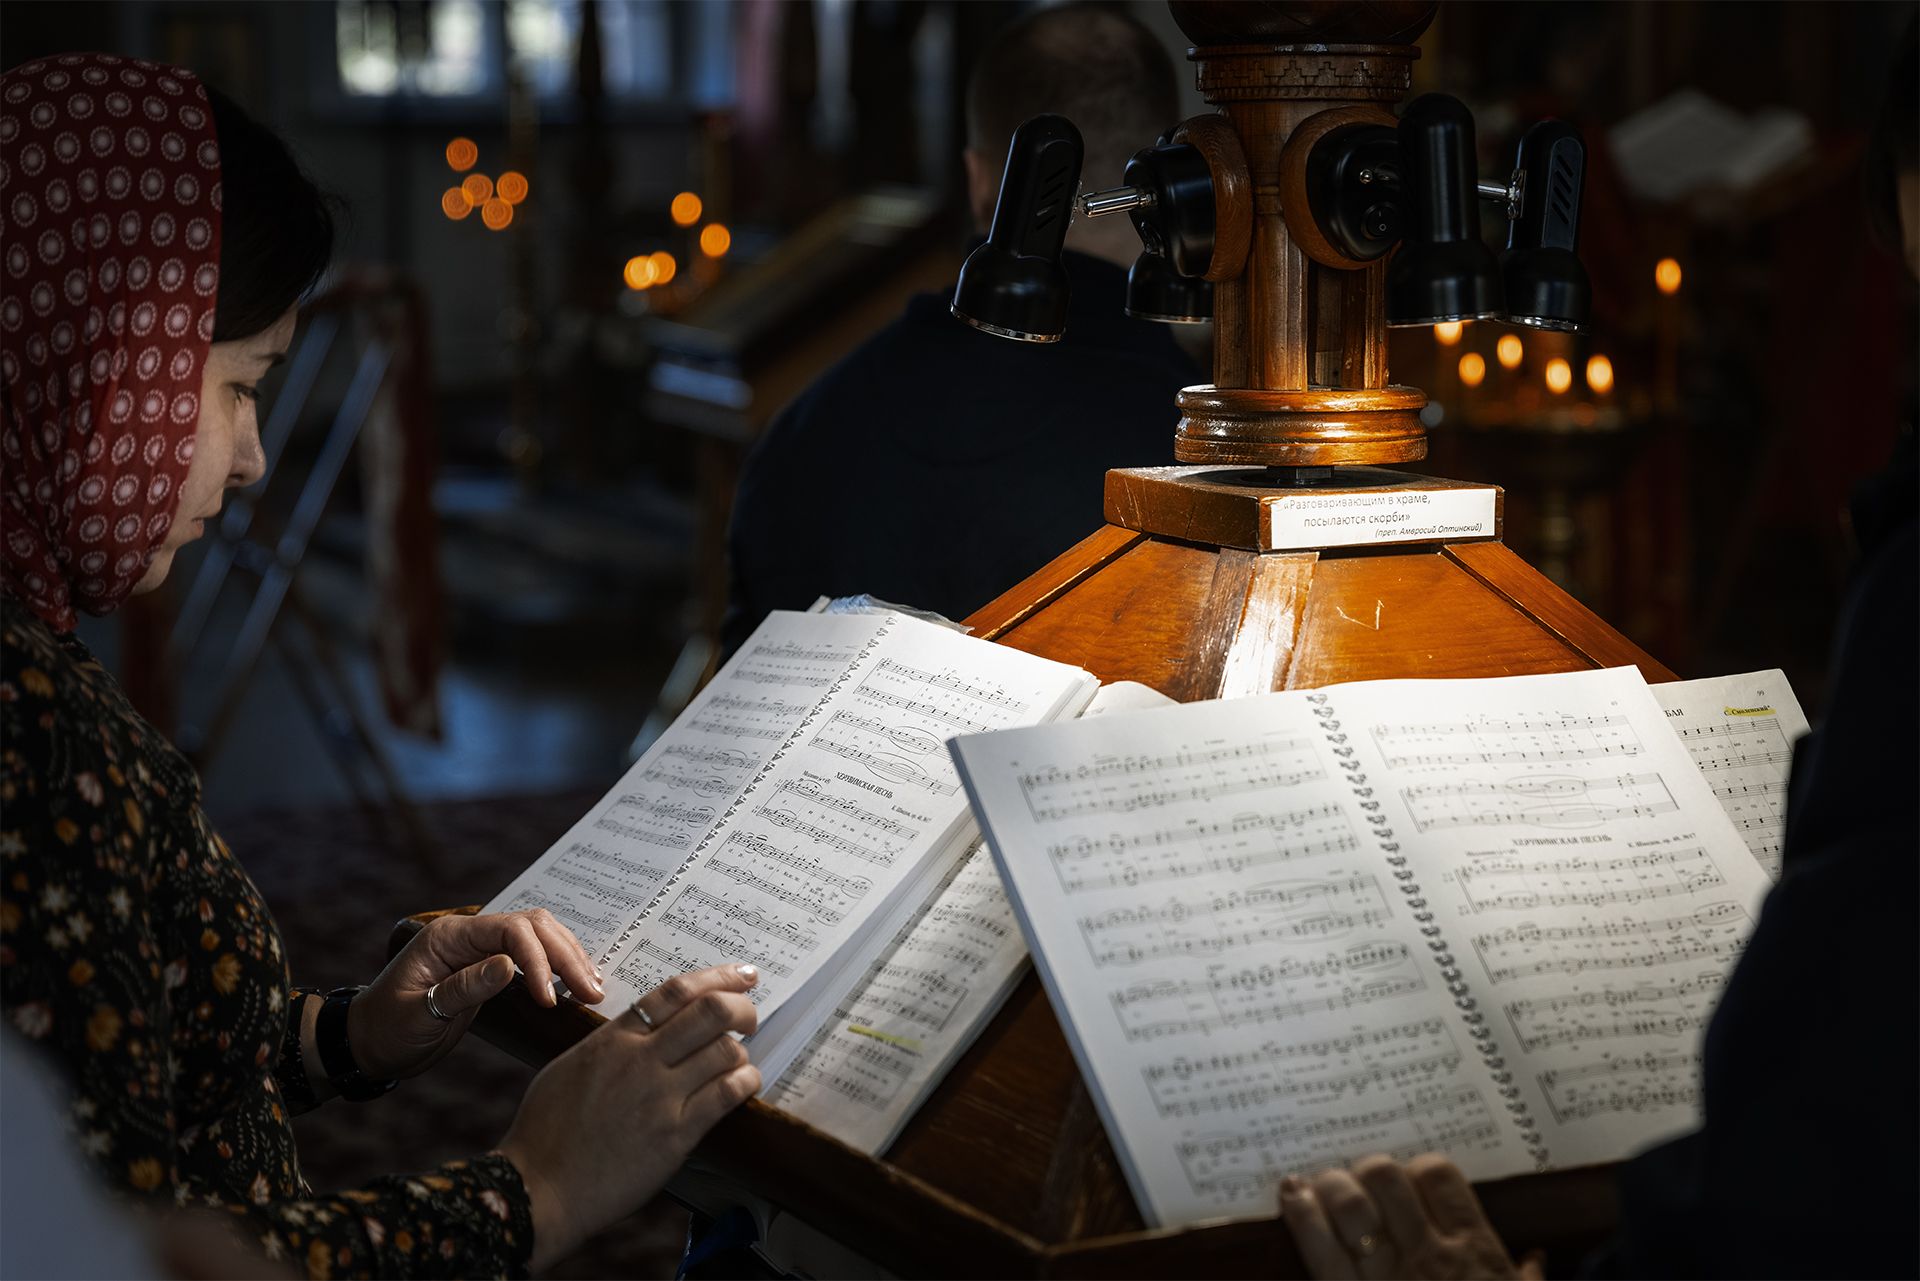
4,2,1913,1274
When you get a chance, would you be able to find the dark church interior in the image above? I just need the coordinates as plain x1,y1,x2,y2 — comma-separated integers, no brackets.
1,2,1913,1278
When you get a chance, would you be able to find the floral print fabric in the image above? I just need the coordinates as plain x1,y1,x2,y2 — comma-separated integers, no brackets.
0,598,535,1278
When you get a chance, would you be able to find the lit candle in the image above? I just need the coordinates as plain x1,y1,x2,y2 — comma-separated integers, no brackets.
1585,354,1614,395
1545,357,1572,394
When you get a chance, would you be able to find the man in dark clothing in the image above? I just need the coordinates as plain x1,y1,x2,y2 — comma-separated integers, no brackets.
724,5,1199,653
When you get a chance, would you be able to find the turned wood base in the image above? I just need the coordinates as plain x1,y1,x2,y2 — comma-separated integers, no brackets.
1174,385,1430,467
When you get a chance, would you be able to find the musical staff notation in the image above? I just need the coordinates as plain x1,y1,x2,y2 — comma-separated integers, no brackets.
713,829,877,896
705,693,815,720
761,778,911,837
1046,804,1358,894
1141,1018,1464,1118
1502,974,1719,1052
1108,941,1426,1041
1018,736,1325,821
1176,1084,1504,1198
1469,901,1751,985
659,884,817,971
1452,845,1726,913
1370,714,1642,769
1078,874,1394,966
1401,771,1678,832
742,802,900,868
870,658,1025,709
1537,1049,1699,1125
704,855,850,925
808,713,962,795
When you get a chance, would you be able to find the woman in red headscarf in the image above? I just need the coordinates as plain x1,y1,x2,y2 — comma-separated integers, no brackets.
1,54,762,1279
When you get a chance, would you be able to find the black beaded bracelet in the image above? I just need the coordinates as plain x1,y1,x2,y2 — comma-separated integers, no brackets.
316,986,397,1102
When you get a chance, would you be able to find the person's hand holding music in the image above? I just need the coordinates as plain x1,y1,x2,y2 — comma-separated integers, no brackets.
347,908,606,1083
496,964,762,1271
1279,1154,1543,1281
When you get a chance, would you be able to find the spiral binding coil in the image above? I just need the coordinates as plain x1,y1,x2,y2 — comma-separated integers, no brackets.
596,615,902,985
1305,691,1549,1169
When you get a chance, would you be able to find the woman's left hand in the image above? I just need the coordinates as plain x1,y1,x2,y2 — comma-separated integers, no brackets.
346,909,606,1081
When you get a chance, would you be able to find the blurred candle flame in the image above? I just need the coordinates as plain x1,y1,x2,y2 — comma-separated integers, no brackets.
1655,257,1683,295
496,171,530,205
445,137,478,172
699,223,732,258
670,192,703,227
1585,354,1614,394
1457,351,1486,387
1496,334,1524,369
1545,357,1573,394
460,173,493,206
1433,321,1463,346
440,187,472,220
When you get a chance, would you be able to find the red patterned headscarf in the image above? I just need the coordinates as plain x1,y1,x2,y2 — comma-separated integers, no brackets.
1,53,222,632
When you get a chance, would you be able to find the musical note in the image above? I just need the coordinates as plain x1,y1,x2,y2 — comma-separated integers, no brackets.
1469,902,1751,986
1400,772,1679,832
1452,845,1726,913
1536,1049,1699,1125
1175,1085,1506,1199
1078,874,1395,965
1018,736,1325,821
1046,804,1358,895
1370,714,1643,770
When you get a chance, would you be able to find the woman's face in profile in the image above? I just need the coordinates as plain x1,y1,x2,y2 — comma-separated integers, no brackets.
132,306,297,595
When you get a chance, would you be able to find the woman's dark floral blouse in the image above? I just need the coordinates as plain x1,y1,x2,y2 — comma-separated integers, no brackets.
0,599,535,1279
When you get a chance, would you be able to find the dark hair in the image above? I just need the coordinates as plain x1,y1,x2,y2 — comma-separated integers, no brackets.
966,2,1179,189
204,84,336,343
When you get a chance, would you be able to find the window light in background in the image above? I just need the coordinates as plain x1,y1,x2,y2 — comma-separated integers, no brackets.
496,171,530,205
670,192,703,226
1655,257,1683,295
445,137,478,172
1585,354,1614,394
1457,351,1486,387
440,187,473,220
699,223,731,257
1432,320,1463,345
1495,333,1524,369
1545,357,1573,394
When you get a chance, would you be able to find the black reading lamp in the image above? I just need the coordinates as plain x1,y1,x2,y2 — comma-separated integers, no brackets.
951,114,1084,342
966,99,1591,340
1499,120,1591,331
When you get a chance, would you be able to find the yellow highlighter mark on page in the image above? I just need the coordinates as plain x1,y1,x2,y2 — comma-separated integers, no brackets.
1723,705,1777,717
847,1024,923,1053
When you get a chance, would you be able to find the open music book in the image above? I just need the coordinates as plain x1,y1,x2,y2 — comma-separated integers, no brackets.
483,609,1100,1100
950,665,1789,1229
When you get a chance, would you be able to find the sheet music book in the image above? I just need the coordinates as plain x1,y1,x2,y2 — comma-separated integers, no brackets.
765,680,1177,1155
951,666,1779,1229
1650,669,1809,879
483,609,1100,1083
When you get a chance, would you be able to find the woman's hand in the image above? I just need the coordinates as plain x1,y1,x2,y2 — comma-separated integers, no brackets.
495,964,762,1271
1278,1154,1543,1281
347,909,605,1082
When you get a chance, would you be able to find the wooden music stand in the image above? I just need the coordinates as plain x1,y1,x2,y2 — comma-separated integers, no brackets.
404,3,1668,1272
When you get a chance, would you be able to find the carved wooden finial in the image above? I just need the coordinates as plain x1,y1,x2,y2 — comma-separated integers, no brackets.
1162,1,1440,468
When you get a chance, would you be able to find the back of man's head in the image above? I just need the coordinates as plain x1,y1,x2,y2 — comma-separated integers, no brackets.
966,3,1180,197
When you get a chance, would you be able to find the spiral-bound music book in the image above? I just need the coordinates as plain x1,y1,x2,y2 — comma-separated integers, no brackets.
483,609,1100,1098
949,665,1778,1229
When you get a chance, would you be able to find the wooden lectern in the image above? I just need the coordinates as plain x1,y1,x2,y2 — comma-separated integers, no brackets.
406,3,1668,1273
